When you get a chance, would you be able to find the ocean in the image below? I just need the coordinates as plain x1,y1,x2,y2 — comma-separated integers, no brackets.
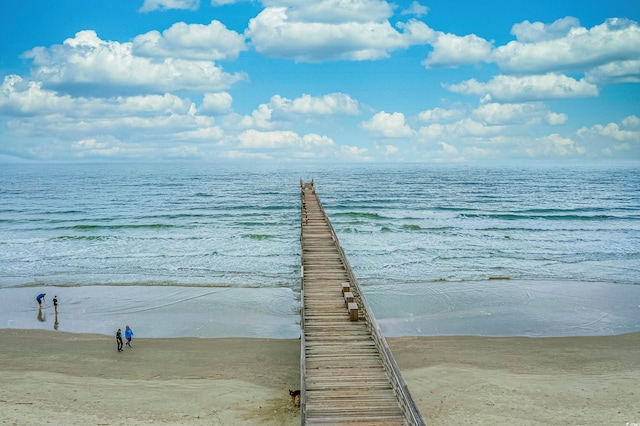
1,162,639,338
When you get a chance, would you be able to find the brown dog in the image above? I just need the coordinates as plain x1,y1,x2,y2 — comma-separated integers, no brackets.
289,389,300,406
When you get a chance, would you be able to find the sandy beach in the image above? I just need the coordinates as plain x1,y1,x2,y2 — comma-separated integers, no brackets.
1,330,639,425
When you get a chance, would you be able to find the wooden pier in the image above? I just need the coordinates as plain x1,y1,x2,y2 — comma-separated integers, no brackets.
300,181,424,425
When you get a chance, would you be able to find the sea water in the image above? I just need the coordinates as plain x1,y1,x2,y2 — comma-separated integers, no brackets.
1,162,639,338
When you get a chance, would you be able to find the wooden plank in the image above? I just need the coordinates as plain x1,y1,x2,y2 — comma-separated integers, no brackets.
300,183,415,425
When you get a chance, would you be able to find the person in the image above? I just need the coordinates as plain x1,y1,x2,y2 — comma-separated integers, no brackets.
116,329,123,352
53,295,58,314
125,325,134,347
36,293,46,308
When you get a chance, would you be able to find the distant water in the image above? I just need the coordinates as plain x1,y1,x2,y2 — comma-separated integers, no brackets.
1,162,639,338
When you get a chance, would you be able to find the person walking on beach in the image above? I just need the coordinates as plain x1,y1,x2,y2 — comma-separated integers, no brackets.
36,293,46,308
53,295,58,314
125,325,133,347
116,328,123,352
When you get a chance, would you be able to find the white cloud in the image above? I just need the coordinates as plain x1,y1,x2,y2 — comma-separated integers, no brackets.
133,20,247,61
417,107,466,123
622,115,640,128
510,17,580,43
577,117,640,144
1,75,195,118
71,136,127,158
362,111,413,138
339,144,373,161
139,0,199,12
401,1,428,18
23,30,244,96
445,73,598,102
472,102,567,126
528,133,585,157
493,18,640,75
417,123,444,140
175,126,224,140
585,59,640,84
449,118,504,137
200,92,233,115
382,144,399,154
269,93,359,115
0,75,73,115
422,32,493,68
246,7,433,62
546,111,568,126
239,104,274,129
237,129,335,153
278,0,394,24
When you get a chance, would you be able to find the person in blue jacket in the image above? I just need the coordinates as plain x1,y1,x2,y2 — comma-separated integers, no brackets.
36,293,46,308
125,325,134,347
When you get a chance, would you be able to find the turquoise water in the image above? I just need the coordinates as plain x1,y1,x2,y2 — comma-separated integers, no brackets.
1,162,639,337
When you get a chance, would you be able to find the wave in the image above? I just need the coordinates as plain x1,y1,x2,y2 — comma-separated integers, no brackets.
241,233,276,240
56,235,115,241
333,211,387,220
459,213,633,221
55,223,176,231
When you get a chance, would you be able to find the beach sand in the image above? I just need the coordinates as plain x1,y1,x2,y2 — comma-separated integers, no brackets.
1,330,639,425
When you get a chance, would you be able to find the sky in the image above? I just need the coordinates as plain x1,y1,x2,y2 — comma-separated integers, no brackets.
1,0,639,163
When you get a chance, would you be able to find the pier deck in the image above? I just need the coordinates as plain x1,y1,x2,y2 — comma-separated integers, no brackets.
299,181,424,425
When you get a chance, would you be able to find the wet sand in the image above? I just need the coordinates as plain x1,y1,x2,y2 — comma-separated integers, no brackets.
1,329,639,425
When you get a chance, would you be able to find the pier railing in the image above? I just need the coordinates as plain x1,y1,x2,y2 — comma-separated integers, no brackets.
299,180,425,425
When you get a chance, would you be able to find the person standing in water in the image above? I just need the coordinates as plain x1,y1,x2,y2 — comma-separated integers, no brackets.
53,295,58,314
125,325,133,347
116,329,123,352
36,293,46,308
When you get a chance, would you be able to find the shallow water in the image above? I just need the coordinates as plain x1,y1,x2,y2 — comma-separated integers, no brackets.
1,162,639,337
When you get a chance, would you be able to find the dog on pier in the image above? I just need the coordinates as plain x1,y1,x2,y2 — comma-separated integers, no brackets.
289,389,300,406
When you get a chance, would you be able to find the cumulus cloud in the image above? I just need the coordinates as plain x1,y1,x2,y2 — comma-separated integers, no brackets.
417,107,466,123
493,18,640,75
622,115,640,128
139,0,199,12
382,144,399,154
0,75,195,118
211,0,242,5
246,6,433,61
445,73,598,102
577,115,640,144
362,111,413,138
585,59,640,84
200,92,233,115
269,93,359,115
422,32,493,68
527,133,585,157
133,20,247,61
510,17,580,42
0,75,73,115
401,1,428,17
339,144,373,161
238,104,274,130
280,0,394,24
23,30,244,96
237,129,335,153
472,102,567,126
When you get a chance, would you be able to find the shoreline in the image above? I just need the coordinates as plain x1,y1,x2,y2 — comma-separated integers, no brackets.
2,278,640,339
1,329,639,425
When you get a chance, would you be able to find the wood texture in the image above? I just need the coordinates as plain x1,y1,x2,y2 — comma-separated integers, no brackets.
300,182,410,425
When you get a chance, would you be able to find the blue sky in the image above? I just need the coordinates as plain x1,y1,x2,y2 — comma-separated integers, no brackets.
1,0,639,163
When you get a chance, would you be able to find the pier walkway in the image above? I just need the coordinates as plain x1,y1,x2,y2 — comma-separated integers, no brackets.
299,181,424,425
